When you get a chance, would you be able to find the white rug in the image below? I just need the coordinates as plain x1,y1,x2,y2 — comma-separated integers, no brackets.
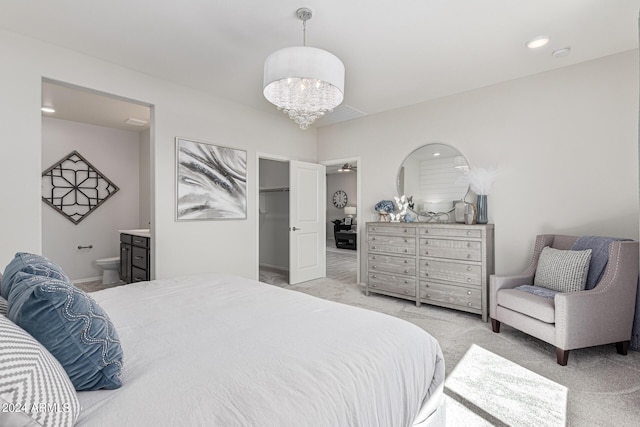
445,344,568,426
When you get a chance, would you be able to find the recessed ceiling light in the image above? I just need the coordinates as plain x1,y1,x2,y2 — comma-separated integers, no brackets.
124,117,148,126
526,36,550,49
433,152,441,157
41,106,56,113
552,47,571,58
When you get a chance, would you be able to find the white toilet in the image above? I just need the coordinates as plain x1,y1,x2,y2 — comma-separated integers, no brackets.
95,257,120,285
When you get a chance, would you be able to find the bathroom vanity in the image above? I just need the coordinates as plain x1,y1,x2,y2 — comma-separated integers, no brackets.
119,229,151,283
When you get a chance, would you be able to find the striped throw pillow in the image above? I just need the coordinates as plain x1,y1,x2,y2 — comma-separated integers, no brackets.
0,315,80,427
534,247,592,293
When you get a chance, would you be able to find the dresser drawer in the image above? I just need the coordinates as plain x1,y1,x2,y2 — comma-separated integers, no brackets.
367,224,416,236
420,259,481,285
369,254,416,276
369,237,416,256
131,246,148,269
419,227,482,239
419,238,481,261
368,272,416,297
420,281,481,310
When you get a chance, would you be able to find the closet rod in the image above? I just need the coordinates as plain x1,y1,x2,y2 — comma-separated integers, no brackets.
259,187,290,193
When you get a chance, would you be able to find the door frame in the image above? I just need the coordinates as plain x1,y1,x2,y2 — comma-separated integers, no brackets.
320,156,361,284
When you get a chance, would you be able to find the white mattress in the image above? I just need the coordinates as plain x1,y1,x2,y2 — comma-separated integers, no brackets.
76,274,445,426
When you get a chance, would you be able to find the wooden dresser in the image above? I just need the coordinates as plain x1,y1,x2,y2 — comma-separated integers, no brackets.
365,222,494,321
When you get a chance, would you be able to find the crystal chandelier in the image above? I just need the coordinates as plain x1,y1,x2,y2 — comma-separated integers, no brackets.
263,8,345,130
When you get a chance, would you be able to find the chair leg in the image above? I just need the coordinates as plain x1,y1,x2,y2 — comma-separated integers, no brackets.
491,318,500,333
556,348,569,366
616,341,629,355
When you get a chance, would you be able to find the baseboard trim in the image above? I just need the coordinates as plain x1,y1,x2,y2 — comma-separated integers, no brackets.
259,263,289,272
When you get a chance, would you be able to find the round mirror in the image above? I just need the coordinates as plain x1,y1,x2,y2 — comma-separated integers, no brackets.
397,143,469,216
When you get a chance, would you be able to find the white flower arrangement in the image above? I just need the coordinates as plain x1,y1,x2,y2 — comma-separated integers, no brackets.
464,167,498,195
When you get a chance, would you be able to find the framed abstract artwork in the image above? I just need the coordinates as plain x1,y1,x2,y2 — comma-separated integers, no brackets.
176,137,247,220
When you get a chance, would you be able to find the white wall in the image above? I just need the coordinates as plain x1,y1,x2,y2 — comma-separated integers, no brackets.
139,128,151,228
326,172,357,238
259,159,289,270
41,117,141,280
317,51,640,279
0,29,316,280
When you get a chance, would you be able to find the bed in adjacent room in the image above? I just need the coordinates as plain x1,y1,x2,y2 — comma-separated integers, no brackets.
1,255,445,427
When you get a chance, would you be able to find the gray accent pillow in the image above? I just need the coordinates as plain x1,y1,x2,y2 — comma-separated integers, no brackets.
534,247,592,292
0,315,80,427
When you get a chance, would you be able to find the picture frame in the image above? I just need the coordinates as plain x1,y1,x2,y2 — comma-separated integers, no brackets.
176,137,247,220
344,217,352,226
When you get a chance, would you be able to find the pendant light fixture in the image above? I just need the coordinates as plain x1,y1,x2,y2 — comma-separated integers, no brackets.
263,8,345,130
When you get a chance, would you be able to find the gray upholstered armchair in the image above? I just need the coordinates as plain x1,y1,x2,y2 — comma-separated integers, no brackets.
490,234,639,365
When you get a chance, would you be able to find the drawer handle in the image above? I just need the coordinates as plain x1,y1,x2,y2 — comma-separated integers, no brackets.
373,246,377,249
467,290,472,295
404,229,408,233
425,262,429,266
134,256,144,260
372,265,376,269
404,290,409,294
134,278,144,282
467,254,471,259
424,284,430,288
467,243,471,248
404,280,409,284
467,231,471,235
404,260,408,264
372,284,377,287
372,237,377,241
372,256,377,259
403,249,408,253
425,273,429,277
404,269,409,273
425,251,429,255
467,302,472,306
467,278,472,282
467,266,472,271
426,294,431,298
404,239,408,242
425,241,429,245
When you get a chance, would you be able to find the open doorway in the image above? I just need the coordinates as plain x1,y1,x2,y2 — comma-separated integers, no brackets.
40,79,153,291
324,158,360,284
258,158,290,285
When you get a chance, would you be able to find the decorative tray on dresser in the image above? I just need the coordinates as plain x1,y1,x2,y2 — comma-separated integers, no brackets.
365,222,495,321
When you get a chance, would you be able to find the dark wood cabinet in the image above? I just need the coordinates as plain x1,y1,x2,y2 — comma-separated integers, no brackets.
119,233,150,283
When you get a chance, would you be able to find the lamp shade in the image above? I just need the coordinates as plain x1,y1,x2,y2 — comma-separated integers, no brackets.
344,206,357,216
263,46,345,129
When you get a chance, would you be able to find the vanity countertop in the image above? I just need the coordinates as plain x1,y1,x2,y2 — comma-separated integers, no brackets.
119,229,151,238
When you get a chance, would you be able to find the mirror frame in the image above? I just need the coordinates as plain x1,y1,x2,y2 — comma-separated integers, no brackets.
396,142,470,222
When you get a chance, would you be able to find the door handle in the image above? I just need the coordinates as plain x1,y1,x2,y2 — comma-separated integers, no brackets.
290,226,302,231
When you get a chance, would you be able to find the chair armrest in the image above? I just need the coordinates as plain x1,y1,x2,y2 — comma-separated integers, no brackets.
489,273,534,318
555,240,639,350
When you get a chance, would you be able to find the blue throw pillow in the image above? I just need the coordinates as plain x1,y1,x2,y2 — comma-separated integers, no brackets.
5,271,124,391
1,252,68,298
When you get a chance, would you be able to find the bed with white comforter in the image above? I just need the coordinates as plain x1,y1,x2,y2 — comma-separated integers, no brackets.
76,273,445,426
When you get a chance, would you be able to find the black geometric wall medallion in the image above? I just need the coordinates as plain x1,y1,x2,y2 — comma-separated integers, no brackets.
42,150,119,224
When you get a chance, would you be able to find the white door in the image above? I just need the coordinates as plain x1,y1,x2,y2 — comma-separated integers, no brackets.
289,160,326,284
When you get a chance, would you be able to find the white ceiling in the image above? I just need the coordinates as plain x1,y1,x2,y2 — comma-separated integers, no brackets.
3,1,639,129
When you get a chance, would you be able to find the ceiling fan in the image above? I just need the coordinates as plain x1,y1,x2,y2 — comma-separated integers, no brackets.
338,163,357,172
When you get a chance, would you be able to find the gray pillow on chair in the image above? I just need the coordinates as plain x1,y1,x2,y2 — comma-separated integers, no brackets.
534,246,592,293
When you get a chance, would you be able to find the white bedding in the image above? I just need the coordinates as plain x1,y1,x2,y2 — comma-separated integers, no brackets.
76,274,444,426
